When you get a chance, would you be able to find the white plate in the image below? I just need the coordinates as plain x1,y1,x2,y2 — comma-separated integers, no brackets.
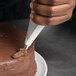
35,51,48,76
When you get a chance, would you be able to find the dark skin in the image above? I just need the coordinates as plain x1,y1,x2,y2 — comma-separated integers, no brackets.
30,0,76,26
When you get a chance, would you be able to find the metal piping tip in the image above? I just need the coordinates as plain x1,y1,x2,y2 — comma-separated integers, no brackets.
24,45,27,49
24,44,29,50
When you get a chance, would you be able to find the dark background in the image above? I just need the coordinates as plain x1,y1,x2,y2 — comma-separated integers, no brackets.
74,7,76,13
0,0,31,21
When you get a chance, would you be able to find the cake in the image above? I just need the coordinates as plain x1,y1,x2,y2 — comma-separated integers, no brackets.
0,23,37,76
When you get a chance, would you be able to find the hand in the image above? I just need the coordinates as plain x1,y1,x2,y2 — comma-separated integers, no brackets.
30,0,76,26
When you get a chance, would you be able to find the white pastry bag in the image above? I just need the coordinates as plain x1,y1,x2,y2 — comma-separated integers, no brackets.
24,19,45,50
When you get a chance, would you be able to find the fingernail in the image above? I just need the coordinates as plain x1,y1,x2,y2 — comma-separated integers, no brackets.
30,14,33,19
30,2,33,9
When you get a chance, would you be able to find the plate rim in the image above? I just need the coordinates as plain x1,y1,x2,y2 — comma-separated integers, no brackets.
35,51,48,76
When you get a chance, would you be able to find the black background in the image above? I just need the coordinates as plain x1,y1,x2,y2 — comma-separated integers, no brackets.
74,7,76,13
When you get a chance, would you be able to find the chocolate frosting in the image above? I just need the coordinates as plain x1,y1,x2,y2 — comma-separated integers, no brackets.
0,23,36,76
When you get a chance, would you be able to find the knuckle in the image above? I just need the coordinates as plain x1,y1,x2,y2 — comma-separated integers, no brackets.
45,18,54,25
72,0,76,9
66,12,72,21
33,2,36,10
68,12,73,19
33,14,43,25
69,0,75,8
52,0,58,5
33,2,41,13
33,1,39,11
48,7,54,16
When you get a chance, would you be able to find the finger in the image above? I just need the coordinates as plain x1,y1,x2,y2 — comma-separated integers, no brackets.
31,1,74,17
30,12,72,26
35,0,70,6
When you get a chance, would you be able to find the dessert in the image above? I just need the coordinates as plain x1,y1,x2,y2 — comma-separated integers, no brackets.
0,23,36,76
